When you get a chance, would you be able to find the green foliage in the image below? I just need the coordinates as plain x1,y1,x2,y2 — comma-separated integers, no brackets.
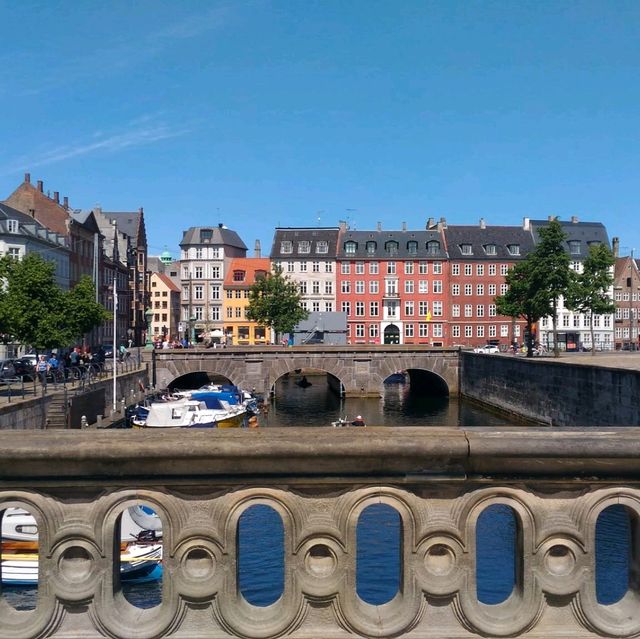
0,254,109,351
246,266,309,337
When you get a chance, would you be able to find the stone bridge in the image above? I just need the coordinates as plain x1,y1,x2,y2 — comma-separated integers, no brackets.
147,345,460,397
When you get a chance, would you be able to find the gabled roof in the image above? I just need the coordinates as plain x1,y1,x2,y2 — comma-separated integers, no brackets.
445,225,534,260
529,219,610,259
0,202,41,226
152,272,180,292
336,229,447,259
180,225,247,250
270,227,340,259
224,257,271,286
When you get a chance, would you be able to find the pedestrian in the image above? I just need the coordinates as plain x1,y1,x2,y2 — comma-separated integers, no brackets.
351,415,366,427
36,355,49,385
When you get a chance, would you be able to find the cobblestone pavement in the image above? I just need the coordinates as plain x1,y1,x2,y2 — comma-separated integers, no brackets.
507,351,640,371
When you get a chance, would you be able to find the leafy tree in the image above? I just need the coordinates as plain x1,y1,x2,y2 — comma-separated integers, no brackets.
0,254,108,352
246,266,308,341
496,259,552,357
565,243,615,355
529,219,571,357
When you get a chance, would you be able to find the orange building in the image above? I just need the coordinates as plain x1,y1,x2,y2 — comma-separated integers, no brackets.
223,257,271,345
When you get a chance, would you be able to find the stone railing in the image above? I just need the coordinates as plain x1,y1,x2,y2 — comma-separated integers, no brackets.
1,428,640,638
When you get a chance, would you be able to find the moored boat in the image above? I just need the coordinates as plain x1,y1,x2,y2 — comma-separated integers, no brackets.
132,398,246,428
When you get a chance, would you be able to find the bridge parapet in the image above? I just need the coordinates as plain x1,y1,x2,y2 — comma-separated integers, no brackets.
147,345,460,396
1,428,639,638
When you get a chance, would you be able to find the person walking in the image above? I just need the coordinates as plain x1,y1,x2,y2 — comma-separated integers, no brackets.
36,355,49,386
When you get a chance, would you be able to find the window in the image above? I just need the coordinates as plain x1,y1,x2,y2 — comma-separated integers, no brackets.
464,284,472,296
476,284,484,296
500,283,509,295
433,261,442,274
355,261,365,274
369,324,379,338
316,241,328,254
460,244,473,255
385,241,399,256
419,261,428,274
465,304,472,317
452,284,460,296
452,325,460,338
235,290,242,299
476,264,484,276
568,240,581,255
405,261,414,274
405,280,414,294
488,284,496,296
300,262,307,272
226,290,233,299
387,261,396,275
385,280,398,296
8,247,20,259
341,262,350,274
419,280,428,294
432,324,443,337
370,301,379,316
356,280,365,294
195,248,203,259
464,264,472,276
501,324,509,337
405,301,414,316
451,264,460,276
489,325,497,337
418,301,429,316
182,287,190,300
465,325,473,338
507,244,520,256
432,301,443,316
281,240,293,253
476,305,484,317
452,304,460,317
325,301,333,312
369,261,379,275
407,241,418,255
286,261,294,273
194,306,204,320
325,262,333,273
312,261,320,272
433,280,442,294
485,244,496,255
211,285,220,299
355,324,365,338
194,285,204,300
366,241,377,255
369,281,379,294
341,281,350,294
489,264,496,276
312,281,320,294
426,241,440,255
298,240,311,254
325,281,333,295
341,301,350,315
233,270,244,282
345,241,357,255
235,307,242,318
7,219,18,233
419,323,429,337
489,304,496,317
299,281,307,294
500,264,509,276
476,325,485,337
405,323,414,337
355,301,365,316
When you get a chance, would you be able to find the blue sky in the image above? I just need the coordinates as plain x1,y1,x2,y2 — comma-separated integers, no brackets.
1,1,639,258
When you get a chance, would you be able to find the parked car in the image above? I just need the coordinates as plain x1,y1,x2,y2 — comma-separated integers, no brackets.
473,344,500,354
0,359,18,381
10,358,35,380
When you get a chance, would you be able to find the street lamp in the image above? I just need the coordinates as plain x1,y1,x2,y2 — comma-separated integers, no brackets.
190,316,197,346
145,308,154,350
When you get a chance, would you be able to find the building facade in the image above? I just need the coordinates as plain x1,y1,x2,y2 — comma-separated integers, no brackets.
149,272,181,343
613,251,640,350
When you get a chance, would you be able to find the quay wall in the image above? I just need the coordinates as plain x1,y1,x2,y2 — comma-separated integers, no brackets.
461,352,640,426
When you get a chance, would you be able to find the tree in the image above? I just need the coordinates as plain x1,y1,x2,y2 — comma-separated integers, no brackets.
529,219,572,357
246,266,308,341
565,243,615,355
0,254,108,352
496,259,552,357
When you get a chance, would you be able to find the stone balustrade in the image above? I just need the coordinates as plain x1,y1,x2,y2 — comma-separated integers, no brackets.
1,428,640,638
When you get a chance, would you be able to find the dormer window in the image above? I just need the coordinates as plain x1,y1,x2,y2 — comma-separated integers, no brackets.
345,241,357,255
507,244,520,256
281,240,293,254
460,244,473,255
7,219,18,234
200,229,213,243
255,270,267,280
366,241,377,254
407,240,418,255
316,240,328,254
385,240,399,256
233,270,245,282
426,240,440,255
484,244,497,256
568,240,581,255
298,240,311,254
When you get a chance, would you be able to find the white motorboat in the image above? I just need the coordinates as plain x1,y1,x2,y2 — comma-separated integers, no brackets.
132,398,246,429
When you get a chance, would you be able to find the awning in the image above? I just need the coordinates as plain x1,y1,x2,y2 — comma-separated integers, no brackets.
210,329,224,337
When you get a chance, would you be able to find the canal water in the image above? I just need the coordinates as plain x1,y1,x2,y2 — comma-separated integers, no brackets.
2,374,628,611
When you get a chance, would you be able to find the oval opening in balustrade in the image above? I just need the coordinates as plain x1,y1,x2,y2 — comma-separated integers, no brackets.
115,504,163,609
356,503,402,605
476,504,519,604
237,504,284,606
596,504,634,605
1,506,39,610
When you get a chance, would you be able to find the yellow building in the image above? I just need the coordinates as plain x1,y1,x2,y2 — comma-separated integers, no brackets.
223,258,271,345
149,272,181,342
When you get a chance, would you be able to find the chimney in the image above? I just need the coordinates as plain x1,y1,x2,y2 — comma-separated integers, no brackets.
402,221,407,231
339,220,348,232
571,215,579,224
612,237,620,258
37,180,43,192
522,217,530,231
255,239,261,258
439,216,447,229
479,218,486,229
377,221,382,231
24,172,30,184
54,191,59,204
63,196,69,209
426,217,435,229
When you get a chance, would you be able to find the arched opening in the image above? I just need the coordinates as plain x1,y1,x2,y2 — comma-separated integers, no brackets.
476,504,519,604
168,371,233,392
356,503,402,604
238,505,284,606
383,324,400,345
1,506,39,610
596,504,636,604
116,504,163,609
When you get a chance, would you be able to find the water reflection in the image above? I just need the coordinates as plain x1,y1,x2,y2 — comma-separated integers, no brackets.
266,373,518,428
